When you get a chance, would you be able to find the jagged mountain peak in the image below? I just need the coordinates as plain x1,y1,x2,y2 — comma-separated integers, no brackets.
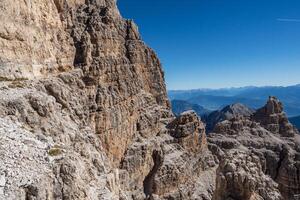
171,99,210,117
252,96,298,137
204,102,254,133
221,103,254,116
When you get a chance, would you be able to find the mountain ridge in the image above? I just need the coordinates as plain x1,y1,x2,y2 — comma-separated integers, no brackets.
169,84,300,116
171,99,211,116
203,103,254,132
289,115,300,130
169,84,300,93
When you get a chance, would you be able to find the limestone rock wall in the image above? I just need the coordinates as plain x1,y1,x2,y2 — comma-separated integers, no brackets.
52,0,170,166
0,0,76,80
0,0,214,199
2,0,300,200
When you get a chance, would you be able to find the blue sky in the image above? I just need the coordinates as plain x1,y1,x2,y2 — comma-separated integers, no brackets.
117,0,300,90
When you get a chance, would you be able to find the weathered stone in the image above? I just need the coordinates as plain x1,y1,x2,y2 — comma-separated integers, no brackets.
0,0,215,199
209,98,300,200
1,0,300,199
167,110,207,152
0,0,75,80
213,150,282,200
253,96,299,137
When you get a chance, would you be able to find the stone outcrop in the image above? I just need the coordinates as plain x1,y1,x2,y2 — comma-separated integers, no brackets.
209,98,300,200
167,110,207,152
252,96,298,137
213,150,282,200
120,111,216,199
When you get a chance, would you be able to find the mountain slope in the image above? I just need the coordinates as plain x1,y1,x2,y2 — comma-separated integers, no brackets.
289,116,300,130
187,94,263,110
171,99,211,116
203,103,254,132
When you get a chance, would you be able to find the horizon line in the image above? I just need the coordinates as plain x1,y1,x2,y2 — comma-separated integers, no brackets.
167,83,300,91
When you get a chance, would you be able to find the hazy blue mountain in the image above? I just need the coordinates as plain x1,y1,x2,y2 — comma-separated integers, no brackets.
186,95,264,110
168,86,256,100
171,100,211,116
289,116,300,130
168,84,300,117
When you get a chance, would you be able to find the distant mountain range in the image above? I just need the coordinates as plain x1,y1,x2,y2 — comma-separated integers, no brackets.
171,100,211,116
169,84,300,117
289,116,300,131
171,100,300,133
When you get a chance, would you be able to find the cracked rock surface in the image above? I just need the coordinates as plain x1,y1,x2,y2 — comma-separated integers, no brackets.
1,0,300,200
209,97,300,200
0,0,213,199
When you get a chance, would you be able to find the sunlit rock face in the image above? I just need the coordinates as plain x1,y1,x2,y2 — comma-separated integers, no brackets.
252,96,298,137
0,0,76,80
0,0,214,199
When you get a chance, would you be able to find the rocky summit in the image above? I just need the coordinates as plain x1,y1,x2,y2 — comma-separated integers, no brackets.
0,1,299,200
209,97,300,200
203,103,254,133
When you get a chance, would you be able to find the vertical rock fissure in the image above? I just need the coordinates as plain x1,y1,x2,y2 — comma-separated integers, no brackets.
53,0,64,13
143,150,163,198
23,185,38,200
275,145,286,180
125,20,133,63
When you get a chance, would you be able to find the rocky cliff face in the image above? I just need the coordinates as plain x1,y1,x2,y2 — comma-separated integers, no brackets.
0,0,75,80
0,0,214,199
1,1,300,200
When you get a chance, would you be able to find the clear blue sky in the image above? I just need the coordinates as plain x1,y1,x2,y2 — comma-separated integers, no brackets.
117,0,300,90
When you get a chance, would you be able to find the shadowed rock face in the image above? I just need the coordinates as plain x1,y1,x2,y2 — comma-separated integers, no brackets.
143,150,163,198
